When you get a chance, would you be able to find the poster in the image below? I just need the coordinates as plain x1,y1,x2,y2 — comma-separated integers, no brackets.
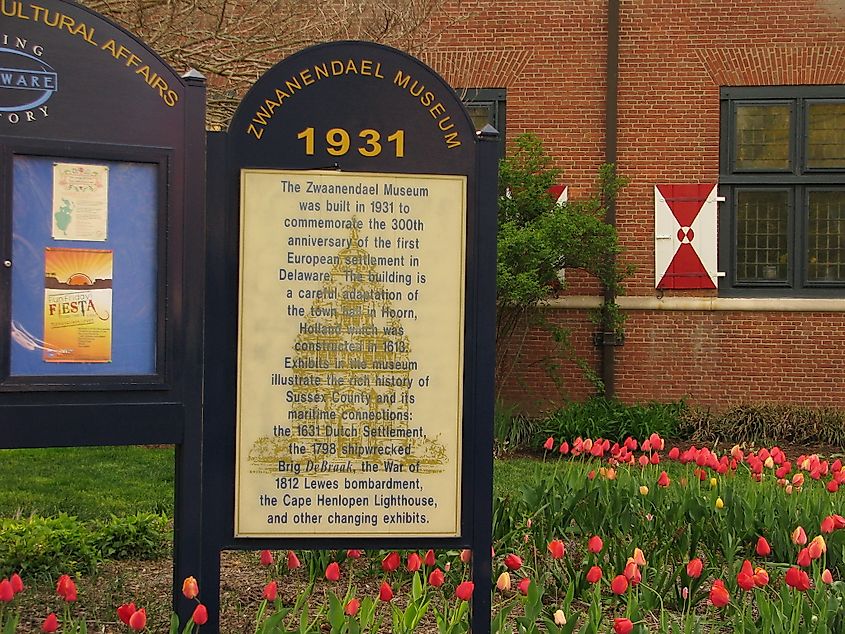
43,248,113,363
52,163,109,241
235,170,466,538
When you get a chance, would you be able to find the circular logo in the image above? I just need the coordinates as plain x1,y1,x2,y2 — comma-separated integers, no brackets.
0,47,58,113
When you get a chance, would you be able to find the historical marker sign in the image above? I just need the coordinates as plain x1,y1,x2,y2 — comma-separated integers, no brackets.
204,39,496,631
235,169,466,537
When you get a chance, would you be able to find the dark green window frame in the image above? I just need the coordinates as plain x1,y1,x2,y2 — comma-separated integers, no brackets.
719,86,845,297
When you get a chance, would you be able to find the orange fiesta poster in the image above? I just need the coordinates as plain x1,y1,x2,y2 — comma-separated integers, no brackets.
43,248,113,363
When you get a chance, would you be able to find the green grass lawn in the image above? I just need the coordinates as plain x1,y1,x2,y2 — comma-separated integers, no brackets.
0,446,175,520
0,446,539,521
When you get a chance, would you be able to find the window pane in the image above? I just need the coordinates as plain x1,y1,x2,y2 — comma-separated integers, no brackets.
807,190,845,282
736,190,789,282
807,103,845,169
735,104,791,170
465,103,493,132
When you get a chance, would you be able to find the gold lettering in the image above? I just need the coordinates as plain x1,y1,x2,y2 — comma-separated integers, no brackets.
360,59,372,75
330,60,344,75
314,63,329,80
438,116,454,132
430,103,446,118
274,88,290,103
345,59,358,74
247,123,264,140
284,76,302,94
393,70,411,89
444,131,461,149
421,91,434,107
299,69,314,86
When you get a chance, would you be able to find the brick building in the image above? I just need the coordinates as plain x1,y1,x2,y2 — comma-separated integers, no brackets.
421,0,845,410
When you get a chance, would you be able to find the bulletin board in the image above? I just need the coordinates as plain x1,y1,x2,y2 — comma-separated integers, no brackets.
5,151,165,381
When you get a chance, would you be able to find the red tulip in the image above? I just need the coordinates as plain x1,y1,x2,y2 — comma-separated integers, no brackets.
737,571,754,591
344,598,361,616
785,566,811,591
792,526,807,545
129,607,147,631
379,581,393,601
192,604,208,626
657,471,670,487
517,577,531,595
41,613,59,633
262,580,277,601
753,567,769,587
586,565,602,584
117,602,137,625
756,536,771,557
822,569,834,584
547,539,565,559
827,480,839,493
834,514,845,529
56,575,77,602
182,576,199,599
686,558,703,578
325,562,341,582
287,551,301,569
0,580,13,603
623,561,642,585
407,553,422,572
821,516,836,534
460,549,472,563
808,535,826,559
797,547,811,568
613,618,634,634
424,549,436,566
10,573,23,594
611,574,628,595
504,553,522,570
588,535,603,554
259,549,274,566
709,579,730,607
543,436,555,451
456,581,475,601
428,568,445,587
668,447,680,460
559,441,570,454
382,551,401,572
346,549,362,559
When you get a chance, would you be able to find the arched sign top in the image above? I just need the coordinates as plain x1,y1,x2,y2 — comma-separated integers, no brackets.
0,0,189,144
229,41,477,174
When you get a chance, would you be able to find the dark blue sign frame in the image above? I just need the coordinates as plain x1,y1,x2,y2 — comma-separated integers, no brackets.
202,41,497,633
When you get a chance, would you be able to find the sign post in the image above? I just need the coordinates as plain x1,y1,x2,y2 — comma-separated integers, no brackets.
203,41,496,631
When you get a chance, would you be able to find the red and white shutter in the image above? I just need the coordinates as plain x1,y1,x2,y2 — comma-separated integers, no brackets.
654,183,719,289
548,184,568,204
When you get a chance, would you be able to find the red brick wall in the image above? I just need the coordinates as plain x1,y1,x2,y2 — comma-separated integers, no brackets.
424,1,845,411
616,311,845,407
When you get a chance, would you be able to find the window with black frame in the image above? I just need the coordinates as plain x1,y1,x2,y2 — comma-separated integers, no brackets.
719,86,845,296
459,88,505,156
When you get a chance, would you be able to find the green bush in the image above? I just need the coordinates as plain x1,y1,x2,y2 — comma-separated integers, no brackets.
537,397,685,445
0,514,99,578
93,512,169,560
678,404,845,447
0,511,169,578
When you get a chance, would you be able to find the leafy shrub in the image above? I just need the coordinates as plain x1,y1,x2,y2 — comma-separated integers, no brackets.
0,512,169,578
678,404,845,446
93,512,169,560
0,513,99,578
537,397,685,445
494,401,540,455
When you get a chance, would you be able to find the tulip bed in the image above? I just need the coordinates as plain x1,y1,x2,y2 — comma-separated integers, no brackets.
1,435,844,632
